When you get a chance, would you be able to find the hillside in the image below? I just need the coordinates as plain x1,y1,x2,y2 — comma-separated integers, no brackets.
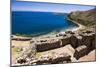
11,8,96,66
66,8,96,27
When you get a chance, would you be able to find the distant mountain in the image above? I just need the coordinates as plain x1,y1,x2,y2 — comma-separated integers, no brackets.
66,8,96,27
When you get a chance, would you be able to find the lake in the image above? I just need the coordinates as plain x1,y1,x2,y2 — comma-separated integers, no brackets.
12,11,78,36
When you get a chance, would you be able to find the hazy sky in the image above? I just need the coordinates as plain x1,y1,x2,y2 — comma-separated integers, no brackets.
12,0,95,13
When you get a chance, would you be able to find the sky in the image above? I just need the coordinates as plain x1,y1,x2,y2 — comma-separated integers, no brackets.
12,0,95,13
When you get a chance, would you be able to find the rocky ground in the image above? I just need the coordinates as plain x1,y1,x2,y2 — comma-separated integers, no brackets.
11,8,96,66
11,27,96,66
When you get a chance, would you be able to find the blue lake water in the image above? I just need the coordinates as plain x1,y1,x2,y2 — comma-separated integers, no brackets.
12,11,78,36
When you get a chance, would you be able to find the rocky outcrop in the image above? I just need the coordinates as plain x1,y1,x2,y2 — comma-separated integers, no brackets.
15,30,96,65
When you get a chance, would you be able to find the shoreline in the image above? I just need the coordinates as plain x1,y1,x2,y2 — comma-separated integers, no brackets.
32,18,87,39
11,19,85,39
11,27,78,39
67,17,86,32
11,8,96,65
11,20,96,65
